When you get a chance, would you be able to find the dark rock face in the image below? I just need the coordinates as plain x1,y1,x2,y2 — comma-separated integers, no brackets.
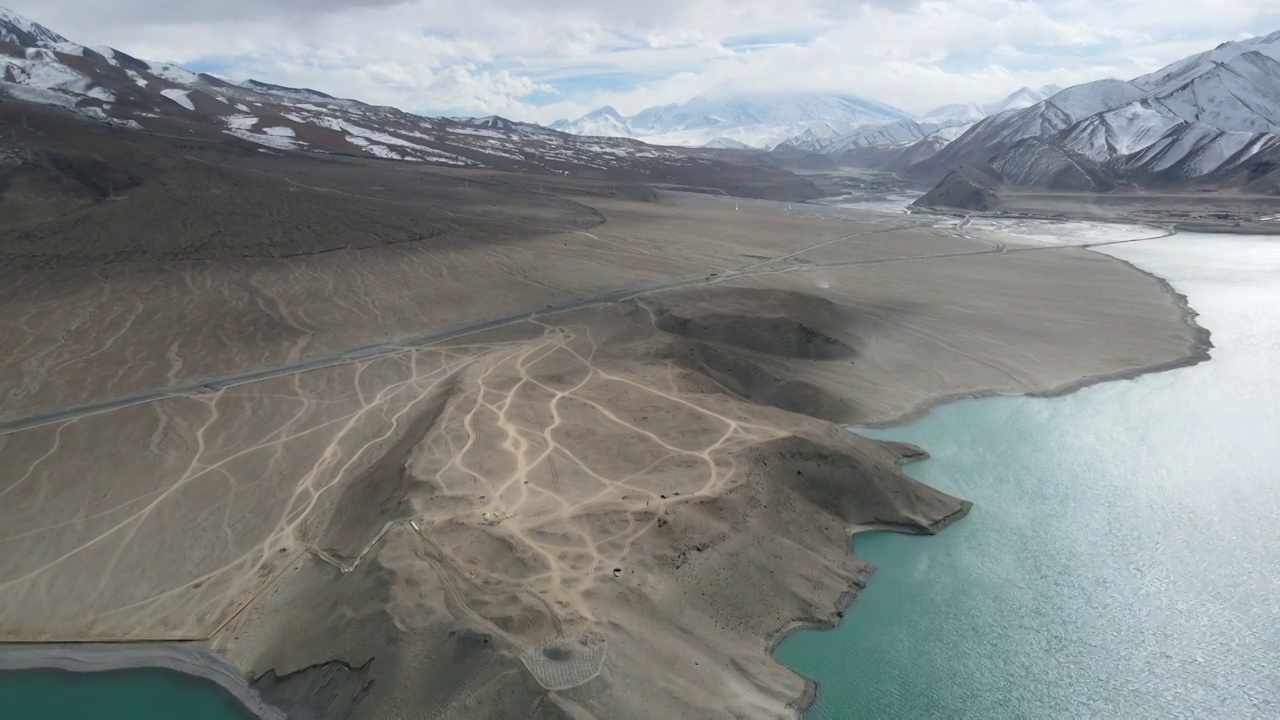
795,153,837,171
989,137,1113,192
252,659,376,720
655,312,856,361
911,166,1002,212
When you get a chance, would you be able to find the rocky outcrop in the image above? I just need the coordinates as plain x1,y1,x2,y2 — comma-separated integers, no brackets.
911,165,1002,211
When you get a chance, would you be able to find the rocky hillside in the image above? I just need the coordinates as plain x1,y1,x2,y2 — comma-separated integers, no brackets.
901,30,1280,198
0,7,819,201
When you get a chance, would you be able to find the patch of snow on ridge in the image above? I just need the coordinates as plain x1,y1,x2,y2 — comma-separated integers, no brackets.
448,126,506,138
262,126,295,137
221,114,258,130
5,52,89,93
1105,104,1180,155
147,61,199,85
125,70,148,88
344,133,472,165
1,7,42,34
85,86,114,102
48,41,87,56
1044,79,1144,123
160,88,194,111
309,115,428,150
929,124,972,145
1184,131,1261,175
1060,103,1180,162
93,46,120,66
77,106,142,129
363,144,405,160
0,83,77,108
0,7,69,45
223,128,303,150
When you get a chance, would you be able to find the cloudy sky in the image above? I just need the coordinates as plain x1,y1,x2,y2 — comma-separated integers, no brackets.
11,0,1280,122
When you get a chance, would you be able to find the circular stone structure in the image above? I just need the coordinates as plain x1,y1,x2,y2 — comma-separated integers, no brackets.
519,633,607,691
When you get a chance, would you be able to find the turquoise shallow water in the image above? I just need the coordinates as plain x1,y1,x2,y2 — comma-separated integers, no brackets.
0,668,253,719
777,234,1280,718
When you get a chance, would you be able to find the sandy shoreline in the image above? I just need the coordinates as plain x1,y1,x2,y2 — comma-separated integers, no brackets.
0,643,283,719
853,259,1212,432
766,228,1215,718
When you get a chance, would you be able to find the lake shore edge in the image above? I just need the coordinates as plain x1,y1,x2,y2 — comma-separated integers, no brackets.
0,642,283,720
768,227,1215,718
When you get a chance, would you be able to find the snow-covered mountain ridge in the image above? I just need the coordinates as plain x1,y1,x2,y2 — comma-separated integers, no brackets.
896,29,1280,194
552,91,915,149
0,6,820,198
555,85,1064,152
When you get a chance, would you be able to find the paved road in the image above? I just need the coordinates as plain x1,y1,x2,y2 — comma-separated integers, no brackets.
0,185,1170,437
0,224,924,435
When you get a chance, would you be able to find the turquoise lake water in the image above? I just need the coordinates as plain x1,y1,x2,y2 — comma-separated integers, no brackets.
0,668,253,719
777,233,1280,718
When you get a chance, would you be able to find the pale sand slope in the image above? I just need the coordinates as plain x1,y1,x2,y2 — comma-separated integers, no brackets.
0,191,1204,718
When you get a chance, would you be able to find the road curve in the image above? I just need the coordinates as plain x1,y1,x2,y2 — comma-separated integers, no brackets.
2,180,1167,436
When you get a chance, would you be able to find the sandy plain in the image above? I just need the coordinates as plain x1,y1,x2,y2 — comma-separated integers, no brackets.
0,105,1207,718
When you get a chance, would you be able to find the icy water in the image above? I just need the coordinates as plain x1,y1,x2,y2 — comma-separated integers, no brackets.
777,233,1280,718
0,667,254,719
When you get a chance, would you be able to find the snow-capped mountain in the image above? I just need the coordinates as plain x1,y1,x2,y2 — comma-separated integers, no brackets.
920,86,1061,124
1114,123,1280,181
782,119,953,155
551,90,915,149
911,79,1148,181
0,6,66,47
921,102,987,124
0,7,819,199
988,85,1062,113
1132,30,1280,93
778,84,1062,158
908,29,1280,196
701,137,753,150
818,122,976,175
549,105,631,138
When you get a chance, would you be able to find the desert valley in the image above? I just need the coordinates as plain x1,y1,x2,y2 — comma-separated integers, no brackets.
1,5,1278,719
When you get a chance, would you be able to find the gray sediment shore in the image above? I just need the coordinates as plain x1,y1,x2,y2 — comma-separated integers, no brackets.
0,643,283,720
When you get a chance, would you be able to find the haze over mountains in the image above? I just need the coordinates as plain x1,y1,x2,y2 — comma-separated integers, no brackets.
4,3,1278,203
550,91,917,150
551,85,1062,151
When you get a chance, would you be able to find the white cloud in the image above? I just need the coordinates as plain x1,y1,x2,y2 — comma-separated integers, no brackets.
8,0,1280,121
